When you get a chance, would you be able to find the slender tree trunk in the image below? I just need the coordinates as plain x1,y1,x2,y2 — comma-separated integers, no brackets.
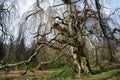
95,48,99,66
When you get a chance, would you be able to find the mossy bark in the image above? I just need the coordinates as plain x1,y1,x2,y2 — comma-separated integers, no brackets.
71,42,91,77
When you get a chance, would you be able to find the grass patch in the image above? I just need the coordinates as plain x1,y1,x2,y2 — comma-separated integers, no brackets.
0,77,9,80
89,69,120,80
91,69,110,75
42,60,65,69
100,69,120,77
39,67,73,80
39,67,120,80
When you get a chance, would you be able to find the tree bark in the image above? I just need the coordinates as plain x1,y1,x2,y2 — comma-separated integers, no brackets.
71,41,91,77
66,1,91,77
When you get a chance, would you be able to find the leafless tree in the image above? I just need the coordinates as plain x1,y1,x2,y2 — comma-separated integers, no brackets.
0,0,120,78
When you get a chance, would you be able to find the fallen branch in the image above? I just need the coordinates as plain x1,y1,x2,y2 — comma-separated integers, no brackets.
0,44,44,69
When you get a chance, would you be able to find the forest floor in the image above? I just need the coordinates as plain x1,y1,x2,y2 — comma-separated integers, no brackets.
0,70,53,80
0,64,120,80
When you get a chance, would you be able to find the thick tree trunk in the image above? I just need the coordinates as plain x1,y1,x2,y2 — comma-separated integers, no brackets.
71,43,91,77
66,1,91,77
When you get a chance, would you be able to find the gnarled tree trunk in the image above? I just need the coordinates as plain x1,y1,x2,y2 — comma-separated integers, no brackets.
71,39,91,77
67,2,91,77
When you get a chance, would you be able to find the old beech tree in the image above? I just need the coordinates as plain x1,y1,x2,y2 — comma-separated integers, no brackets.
0,0,120,78
52,0,91,76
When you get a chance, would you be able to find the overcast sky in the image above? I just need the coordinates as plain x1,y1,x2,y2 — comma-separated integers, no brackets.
19,0,35,15
107,0,120,8
18,0,120,15
12,0,120,47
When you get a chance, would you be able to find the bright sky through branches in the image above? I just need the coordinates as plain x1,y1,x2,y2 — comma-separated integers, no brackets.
16,0,120,47
19,0,35,15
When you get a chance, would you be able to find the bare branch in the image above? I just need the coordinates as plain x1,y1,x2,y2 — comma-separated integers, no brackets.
25,9,43,20
0,44,44,69
53,0,80,7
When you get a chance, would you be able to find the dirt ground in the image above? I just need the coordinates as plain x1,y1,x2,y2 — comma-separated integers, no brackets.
0,70,53,79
